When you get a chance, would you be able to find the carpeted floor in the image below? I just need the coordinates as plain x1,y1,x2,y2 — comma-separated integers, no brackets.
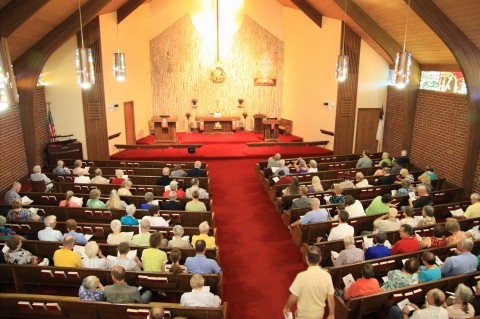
207,159,305,318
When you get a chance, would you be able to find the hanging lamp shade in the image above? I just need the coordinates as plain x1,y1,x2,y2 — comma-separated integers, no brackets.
335,52,348,82
0,37,19,111
76,48,95,89
113,52,126,81
393,51,412,89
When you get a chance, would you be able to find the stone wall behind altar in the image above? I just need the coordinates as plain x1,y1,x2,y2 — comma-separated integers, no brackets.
150,15,284,131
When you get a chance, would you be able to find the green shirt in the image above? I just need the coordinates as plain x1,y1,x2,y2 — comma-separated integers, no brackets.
104,282,141,304
86,199,106,208
365,196,389,215
185,201,207,212
131,232,151,247
378,158,392,167
141,248,167,272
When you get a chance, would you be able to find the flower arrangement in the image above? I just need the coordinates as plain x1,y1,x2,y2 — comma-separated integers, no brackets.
185,112,191,119
242,112,248,119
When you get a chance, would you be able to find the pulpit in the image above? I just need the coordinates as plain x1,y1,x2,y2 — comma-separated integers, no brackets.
253,114,266,133
263,118,280,142
151,116,178,143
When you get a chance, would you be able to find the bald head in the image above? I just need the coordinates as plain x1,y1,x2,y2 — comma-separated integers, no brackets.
417,185,428,196
427,288,445,307
148,306,165,319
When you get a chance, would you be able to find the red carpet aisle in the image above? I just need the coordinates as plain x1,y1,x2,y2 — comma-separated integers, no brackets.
207,159,305,318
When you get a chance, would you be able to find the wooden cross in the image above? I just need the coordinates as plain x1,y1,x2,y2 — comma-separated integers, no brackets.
215,99,219,112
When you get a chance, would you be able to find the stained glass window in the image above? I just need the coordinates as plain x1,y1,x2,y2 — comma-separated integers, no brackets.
389,70,468,95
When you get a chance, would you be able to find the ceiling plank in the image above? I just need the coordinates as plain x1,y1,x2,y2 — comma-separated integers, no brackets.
13,0,111,170
0,0,50,37
291,0,323,28
117,0,150,24
408,0,480,196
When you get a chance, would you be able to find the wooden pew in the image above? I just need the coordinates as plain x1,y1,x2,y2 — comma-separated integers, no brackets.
4,220,216,242
46,174,211,190
60,159,208,169
53,182,168,197
0,293,227,319
0,240,219,264
47,166,208,178
335,272,480,319
19,192,213,211
0,264,223,297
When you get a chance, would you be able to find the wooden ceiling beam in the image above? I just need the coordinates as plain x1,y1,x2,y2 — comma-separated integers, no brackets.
407,0,480,196
13,0,111,170
291,0,323,28
117,0,151,24
0,0,50,37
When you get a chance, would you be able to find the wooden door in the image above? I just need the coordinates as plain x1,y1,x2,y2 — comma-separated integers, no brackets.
354,108,380,153
124,101,136,145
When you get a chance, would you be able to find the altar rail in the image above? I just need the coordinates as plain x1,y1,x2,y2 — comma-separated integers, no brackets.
247,140,329,148
115,144,203,150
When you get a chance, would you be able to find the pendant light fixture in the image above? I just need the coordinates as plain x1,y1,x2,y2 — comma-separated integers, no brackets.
0,37,19,111
393,0,412,89
335,0,348,82
113,0,126,81
75,0,95,89
210,0,226,83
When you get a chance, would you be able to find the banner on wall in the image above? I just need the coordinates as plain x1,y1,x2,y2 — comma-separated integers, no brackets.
254,52,277,86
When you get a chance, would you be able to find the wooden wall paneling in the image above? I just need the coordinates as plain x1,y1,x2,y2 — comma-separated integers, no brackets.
117,0,150,24
408,0,480,195
354,108,380,154
0,0,50,37
12,0,111,170
333,23,360,154
78,17,110,160
291,0,323,28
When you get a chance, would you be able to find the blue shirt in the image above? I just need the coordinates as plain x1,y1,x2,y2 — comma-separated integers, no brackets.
365,245,391,260
140,203,152,210
419,265,441,282
441,252,478,277
63,231,88,245
300,209,328,224
120,215,139,226
185,254,221,274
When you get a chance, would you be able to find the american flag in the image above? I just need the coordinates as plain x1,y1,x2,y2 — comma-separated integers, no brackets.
47,104,57,142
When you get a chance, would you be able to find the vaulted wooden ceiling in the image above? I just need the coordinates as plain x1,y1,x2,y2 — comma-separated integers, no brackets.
278,0,480,69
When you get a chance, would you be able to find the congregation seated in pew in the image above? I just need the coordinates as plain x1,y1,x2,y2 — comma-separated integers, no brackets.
82,241,107,269
168,225,193,249
186,178,209,199
111,169,126,185
364,231,391,260
7,198,41,222
120,204,139,226
391,224,419,255
192,221,215,248
106,189,128,210
344,263,380,300
187,161,207,178
52,160,71,175
156,167,172,186
132,219,152,247
118,180,133,196
31,165,53,192
186,190,207,212
418,251,442,283
4,236,48,266
38,215,63,242
142,205,169,227
90,168,110,184
107,219,132,245
74,169,90,184
54,236,81,268
86,189,106,208
181,274,221,307
366,194,398,215
59,190,82,207
162,191,183,211
163,180,185,198
185,240,222,275
63,218,88,244
331,235,364,266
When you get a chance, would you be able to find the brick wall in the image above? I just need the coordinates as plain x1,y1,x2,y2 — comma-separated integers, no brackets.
474,149,480,193
383,86,405,155
410,90,469,187
34,86,49,168
0,105,28,192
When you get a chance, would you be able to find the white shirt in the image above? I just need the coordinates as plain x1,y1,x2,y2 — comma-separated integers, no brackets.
355,179,370,188
74,176,91,184
180,290,221,307
38,227,63,242
30,173,53,191
308,168,318,172
142,216,169,227
345,200,366,218
328,223,354,241
411,305,448,319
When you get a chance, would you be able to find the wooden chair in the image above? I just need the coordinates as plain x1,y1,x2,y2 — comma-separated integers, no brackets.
30,180,46,192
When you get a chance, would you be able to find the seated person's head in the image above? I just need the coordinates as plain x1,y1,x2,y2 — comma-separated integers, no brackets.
140,219,150,230
95,168,102,176
148,306,165,319
423,205,434,217
66,219,77,231
306,245,321,265
192,190,200,199
277,170,286,177
433,225,445,238
375,231,387,244
199,221,210,234
190,274,205,289
111,266,125,281
144,192,154,203
173,225,185,237
117,242,130,255
84,241,100,258
344,195,355,206
148,205,160,217
11,198,22,209
195,239,207,253
404,258,419,274
403,206,415,218
89,188,101,200
381,194,393,204
169,181,178,191
115,169,124,178
162,167,170,176
422,252,436,266
149,232,163,248
362,263,374,279
6,235,21,251
338,210,349,223
168,191,177,200
44,215,57,227
82,275,99,291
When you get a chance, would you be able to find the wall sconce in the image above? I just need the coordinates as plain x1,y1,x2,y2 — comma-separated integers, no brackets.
192,98,198,108
0,37,19,111
238,98,244,108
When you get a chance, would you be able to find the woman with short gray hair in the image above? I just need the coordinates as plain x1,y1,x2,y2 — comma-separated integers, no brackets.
180,274,221,307
79,275,105,301
82,241,107,269
107,219,131,245
168,225,192,248
30,165,53,192
308,160,318,172
192,221,216,248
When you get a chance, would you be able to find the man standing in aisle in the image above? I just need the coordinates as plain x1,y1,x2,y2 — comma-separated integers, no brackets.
283,246,335,319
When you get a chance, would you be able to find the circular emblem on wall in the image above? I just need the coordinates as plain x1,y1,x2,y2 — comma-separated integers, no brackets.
210,66,226,83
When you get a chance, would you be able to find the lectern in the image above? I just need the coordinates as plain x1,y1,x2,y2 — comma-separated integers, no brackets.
262,118,280,142
151,116,178,143
253,114,266,133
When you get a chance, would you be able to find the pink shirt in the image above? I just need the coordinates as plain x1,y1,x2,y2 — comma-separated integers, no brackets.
59,200,80,207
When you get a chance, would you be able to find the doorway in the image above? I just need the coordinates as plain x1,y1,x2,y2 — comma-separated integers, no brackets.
354,108,380,153
124,101,136,144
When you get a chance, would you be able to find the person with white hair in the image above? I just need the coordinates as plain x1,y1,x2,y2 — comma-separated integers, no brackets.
82,241,107,269
441,238,477,277
30,165,53,191
373,208,400,233
38,215,63,242
0,215,18,240
267,153,281,168
7,198,41,221
86,189,106,208
74,169,91,184
111,169,126,185
52,160,70,174
107,219,131,245
162,191,184,211
3,182,21,205
331,235,365,266
156,167,172,186
106,189,128,210
140,192,155,210
117,180,133,196
170,164,188,178
273,159,290,176
186,190,207,212
131,219,152,246
291,157,309,174
308,159,318,173
163,180,186,198
377,152,392,167
79,275,105,301
120,204,139,226
186,178,209,199
464,193,480,219
289,198,329,229
90,168,110,184
142,205,169,227
180,274,221,307
354,172,370,188
71,160,84,175
168,225,192,248
191,221,215,248
396,149,410,165
187,161,207,177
